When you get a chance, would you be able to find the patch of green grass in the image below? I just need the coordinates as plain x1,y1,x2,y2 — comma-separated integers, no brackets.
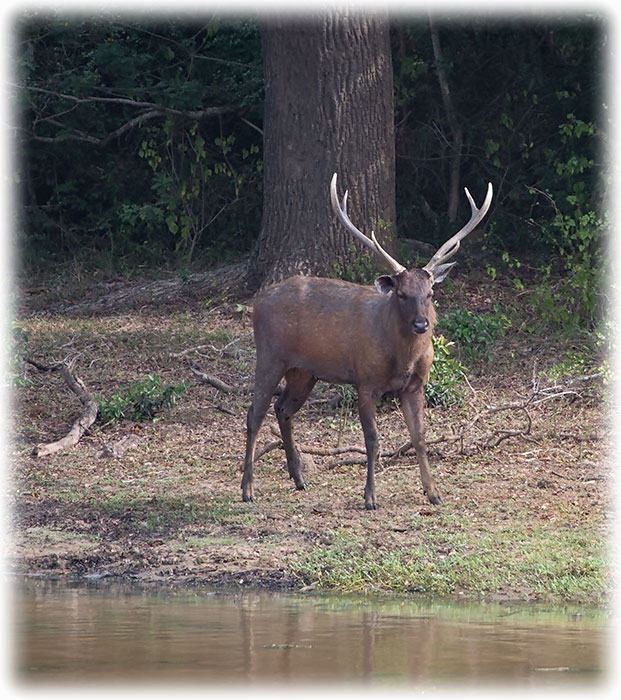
204,329,236,346
287,518,608,601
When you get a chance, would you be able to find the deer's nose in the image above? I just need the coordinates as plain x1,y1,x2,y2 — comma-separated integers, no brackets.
412,319,429,334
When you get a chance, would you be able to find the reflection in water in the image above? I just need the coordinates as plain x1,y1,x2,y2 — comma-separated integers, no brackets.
14,578,608,684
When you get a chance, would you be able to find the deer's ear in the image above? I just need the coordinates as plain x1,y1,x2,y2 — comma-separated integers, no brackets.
431,262,456,285
374,275,396,295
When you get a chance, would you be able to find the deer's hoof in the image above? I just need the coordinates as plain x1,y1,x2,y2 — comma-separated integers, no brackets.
428,494,443,506
365,502,378,511
289,472,307,490
242,494,254,503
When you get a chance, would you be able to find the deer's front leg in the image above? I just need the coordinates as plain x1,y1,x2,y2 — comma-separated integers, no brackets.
400,384,442,505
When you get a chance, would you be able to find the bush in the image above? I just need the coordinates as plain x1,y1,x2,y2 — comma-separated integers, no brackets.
439,308,511,365
97,375,187,423
425,334,465,406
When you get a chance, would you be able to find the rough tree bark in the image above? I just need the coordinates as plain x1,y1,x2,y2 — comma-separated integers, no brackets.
246,12,396,291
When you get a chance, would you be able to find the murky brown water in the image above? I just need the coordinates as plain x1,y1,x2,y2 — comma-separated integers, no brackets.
13,578,608,685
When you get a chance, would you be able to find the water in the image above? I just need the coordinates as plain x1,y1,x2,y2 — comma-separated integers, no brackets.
13,578,608,686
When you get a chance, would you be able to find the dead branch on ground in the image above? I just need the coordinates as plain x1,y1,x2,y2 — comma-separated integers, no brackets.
190,368,344,408
189,364,253,394
26,358,98,457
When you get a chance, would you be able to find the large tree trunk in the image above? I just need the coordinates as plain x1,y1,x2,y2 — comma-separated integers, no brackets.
246,12,395,291
429,17,463,222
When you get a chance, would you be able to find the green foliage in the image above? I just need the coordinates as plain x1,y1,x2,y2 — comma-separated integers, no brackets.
97,375,187,423
525,112,607,328
129,121,262,265
425,334,465,406
541,348,611,385
393,18,606,328
332,247,380,285
439,308,511,365
16,15,263,272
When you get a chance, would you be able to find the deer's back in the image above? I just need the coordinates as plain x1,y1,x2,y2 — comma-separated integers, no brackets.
253,276,386,385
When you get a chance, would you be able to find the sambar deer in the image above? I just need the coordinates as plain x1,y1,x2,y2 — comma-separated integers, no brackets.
242,173,493,509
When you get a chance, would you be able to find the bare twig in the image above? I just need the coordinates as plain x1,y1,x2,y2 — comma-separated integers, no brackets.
202,362,597,467
209,402,237,417
255,439,283,460
190,366,287,400
550,470,604,482
260,424,366,460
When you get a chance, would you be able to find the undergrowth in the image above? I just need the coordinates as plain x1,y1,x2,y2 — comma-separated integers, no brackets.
97,375,187,423
439,308,511,365
426,335,465,406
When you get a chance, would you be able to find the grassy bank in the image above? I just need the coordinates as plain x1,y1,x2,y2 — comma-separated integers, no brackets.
288,516,607,599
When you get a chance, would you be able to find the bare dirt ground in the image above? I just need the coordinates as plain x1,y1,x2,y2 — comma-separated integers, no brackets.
9,263,613,602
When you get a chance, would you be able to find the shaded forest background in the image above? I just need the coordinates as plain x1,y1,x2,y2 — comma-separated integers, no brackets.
12,11,609,328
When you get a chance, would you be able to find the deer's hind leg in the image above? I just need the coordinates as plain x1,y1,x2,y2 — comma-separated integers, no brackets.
275,368,317,490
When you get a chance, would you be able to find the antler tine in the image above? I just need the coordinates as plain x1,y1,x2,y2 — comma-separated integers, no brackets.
330,173,405,274
423,182,493,275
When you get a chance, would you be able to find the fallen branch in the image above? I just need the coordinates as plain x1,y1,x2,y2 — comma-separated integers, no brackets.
256,439,283,460
323,377,589,467
209,402,237,417
326,437,449,469
189,365,252,394
256,425,423,467
26,358,98,457
190,366,292,402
